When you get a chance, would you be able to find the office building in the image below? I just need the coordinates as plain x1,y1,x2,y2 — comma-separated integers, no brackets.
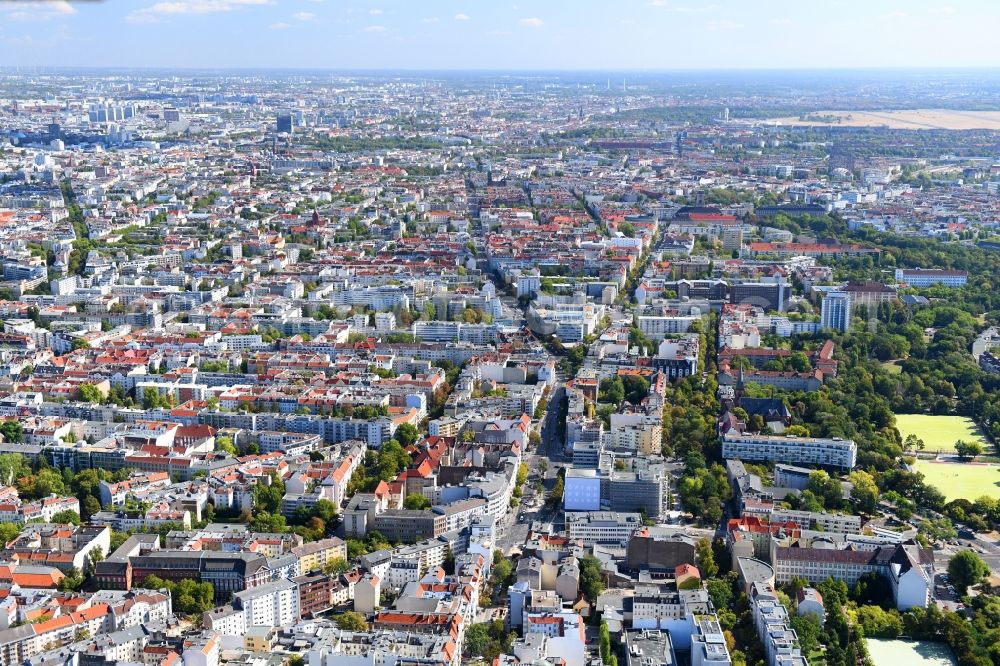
565,511,642,546
276,113,294,134
730,282,785,313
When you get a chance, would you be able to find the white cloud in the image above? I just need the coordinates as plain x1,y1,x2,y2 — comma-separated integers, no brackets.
518,17,543,27
293,11,317,21
929,5,956,14
269,22,290,29
370,8,383,15
454,13,470,21
880,10,907,19
768,17,792,26
3,1,79,22
420,16,440,23
127,0,271,24
362,24,386,32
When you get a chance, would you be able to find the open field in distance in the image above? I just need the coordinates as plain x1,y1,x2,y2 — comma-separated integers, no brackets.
770,109,1000,130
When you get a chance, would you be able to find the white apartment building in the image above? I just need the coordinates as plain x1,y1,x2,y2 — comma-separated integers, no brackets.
232,579,300,630
690,616,732,666
749,582,808,666
638,315,700,340
721,432,857,470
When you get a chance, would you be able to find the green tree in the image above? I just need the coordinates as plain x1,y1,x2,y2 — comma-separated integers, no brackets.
0,422,24,445
463,623,493,657
695,538,718,578
51,509,81,525
948,551,990,595
856,605,903,638
578,555,605,603
548,474,564,507
29,468,67,499
58,567,85,592
0,522,21,545
333,611,368,631
313,499,338,524
0,452,28,485
920,516,957,543
395,423,419,447
790,613,822,654
787,351,812,373
249,511,287,534
706,577,734,610
598,376,624,404
955,440,984,461
805,470,843,510
323,557,350,575
599,620,613,664
621,374,651,404
404,493,431,510
215,435,237,456
847,470,879,514
491,558,513,588
76,384,103,404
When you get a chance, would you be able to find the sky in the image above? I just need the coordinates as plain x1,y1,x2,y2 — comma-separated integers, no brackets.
0,0,998,71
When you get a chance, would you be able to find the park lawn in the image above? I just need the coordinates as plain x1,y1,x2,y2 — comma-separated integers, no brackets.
894,414,988,453
881,360,903,375
915,460,1000,502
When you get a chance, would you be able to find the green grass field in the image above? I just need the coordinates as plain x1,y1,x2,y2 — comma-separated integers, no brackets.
867,639,955,666
894,414,989,452
915,460,1000,501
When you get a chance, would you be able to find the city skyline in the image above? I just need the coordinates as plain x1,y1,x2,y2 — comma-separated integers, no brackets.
1,0,999,71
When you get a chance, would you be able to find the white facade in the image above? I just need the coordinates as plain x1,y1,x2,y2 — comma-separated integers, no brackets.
233,579,300,629
721,432,857,470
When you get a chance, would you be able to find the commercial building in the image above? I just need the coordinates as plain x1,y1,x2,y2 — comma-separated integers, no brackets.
565,511,642,546
372,510,447,543
730,282,785,313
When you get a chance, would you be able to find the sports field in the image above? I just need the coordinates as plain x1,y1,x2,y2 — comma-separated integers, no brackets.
915,460,1000,502
866,639,955,666
894,414,988,453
